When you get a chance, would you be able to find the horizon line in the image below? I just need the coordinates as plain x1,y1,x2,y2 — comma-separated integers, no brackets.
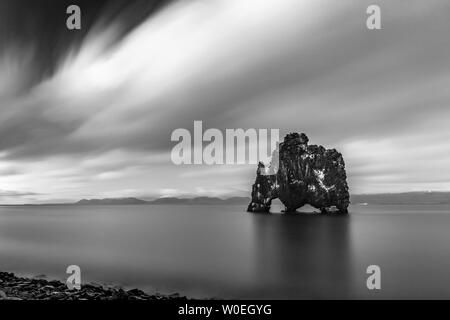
1,190,449,206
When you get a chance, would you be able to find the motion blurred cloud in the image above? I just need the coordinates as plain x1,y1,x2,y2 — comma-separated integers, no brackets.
1,0,450,203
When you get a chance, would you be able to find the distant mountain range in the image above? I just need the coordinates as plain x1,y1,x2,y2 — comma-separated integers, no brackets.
350,192,450,205
73,192,450,206
4,192,450,206
76,198,148,205
74,196,251,206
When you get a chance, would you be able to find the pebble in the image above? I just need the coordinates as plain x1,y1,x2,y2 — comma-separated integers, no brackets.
0,271,187,301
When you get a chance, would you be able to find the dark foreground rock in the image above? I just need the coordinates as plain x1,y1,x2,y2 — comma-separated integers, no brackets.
247,133,350,213
0,271,187,300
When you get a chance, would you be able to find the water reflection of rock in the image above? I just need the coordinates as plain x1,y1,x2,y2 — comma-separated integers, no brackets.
249,212,353,299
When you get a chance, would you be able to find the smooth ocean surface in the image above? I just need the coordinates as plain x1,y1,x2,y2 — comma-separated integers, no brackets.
1,203,450,299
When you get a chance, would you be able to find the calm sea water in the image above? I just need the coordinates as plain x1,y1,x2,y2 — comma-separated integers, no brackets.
1,203,450,299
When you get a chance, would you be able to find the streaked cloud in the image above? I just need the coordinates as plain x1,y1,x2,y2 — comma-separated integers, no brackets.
1,0,449,203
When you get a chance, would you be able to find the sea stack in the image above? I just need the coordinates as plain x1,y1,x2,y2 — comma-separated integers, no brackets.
247,133,350,213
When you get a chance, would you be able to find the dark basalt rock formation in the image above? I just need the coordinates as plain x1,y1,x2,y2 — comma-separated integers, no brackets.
247,133,349,214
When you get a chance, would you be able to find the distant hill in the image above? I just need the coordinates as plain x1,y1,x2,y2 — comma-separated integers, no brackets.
350,192,450,205
12,193,450,206
76,197,148,205
73,196,250,205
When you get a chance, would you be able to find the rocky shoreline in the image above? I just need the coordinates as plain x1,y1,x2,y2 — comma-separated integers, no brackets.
0,271,188,300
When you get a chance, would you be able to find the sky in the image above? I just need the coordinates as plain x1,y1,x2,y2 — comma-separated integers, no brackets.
0,0,450,204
